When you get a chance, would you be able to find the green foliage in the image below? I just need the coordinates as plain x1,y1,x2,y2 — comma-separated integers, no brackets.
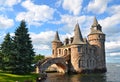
0,71,38,82
0,51,4,69
0,20,35,74
12,20,35,74
0,33,13,71
33,54,45,64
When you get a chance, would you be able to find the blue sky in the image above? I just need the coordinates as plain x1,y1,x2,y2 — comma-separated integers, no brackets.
0,0,120,63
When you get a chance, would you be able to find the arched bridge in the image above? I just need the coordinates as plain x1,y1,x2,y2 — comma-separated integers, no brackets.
36,55,70,73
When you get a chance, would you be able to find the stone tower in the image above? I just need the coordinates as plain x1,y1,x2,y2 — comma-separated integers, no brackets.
88,17,106,71
71,23,86,73
52,31,62,57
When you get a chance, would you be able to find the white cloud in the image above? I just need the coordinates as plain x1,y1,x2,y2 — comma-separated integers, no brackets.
109,52,120,56
4,0,21,7
30,30,73,53
16,0,55,26
0,15,14,29
62,0,83,15
30,31,55,50
54,15,93,36
87,0,108,14
107,5,120,15
106,41,120,51
99,13,120,35
0,0,21,11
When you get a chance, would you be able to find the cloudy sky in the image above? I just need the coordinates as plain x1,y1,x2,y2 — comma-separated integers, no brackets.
0,0,120,63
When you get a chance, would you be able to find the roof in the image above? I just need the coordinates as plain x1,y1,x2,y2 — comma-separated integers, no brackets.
52,31,61,42
92,17,98,27
89,17,104,35
72,23,85,45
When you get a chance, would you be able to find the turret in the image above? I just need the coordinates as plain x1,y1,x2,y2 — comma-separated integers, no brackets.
72,23,84,44
88,17,106,72
70,23,86,73
52,31,62,57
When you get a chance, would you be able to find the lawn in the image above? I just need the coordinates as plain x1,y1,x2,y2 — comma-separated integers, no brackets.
0,71,39,82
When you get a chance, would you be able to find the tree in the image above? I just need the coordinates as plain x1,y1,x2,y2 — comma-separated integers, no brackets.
0,51,4,70
0,33,13,71
33,54,45,64
12,20,35,74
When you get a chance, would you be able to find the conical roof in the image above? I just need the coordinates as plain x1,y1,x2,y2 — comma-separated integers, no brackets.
89,17,104,34
92,17,98,27
52,31,61,42
72,23,85,44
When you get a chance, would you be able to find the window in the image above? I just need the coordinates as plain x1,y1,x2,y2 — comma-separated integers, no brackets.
79,59,84,68
79,60,82,67
52,50,54,54
64,49,67,55
59,49,61,54
78,46,82,52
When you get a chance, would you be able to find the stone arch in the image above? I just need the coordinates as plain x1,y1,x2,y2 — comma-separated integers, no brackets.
38,58,68,73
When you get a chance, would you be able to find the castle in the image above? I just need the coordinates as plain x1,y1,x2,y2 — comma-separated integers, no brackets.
51,17,107,73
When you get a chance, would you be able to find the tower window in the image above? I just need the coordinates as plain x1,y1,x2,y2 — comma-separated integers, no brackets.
59,49,61,54
79,59,84,68
78,46,82,52
52,50,54,54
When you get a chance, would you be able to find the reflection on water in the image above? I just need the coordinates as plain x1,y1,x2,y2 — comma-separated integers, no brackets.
43,73,106,82
42,63,120,82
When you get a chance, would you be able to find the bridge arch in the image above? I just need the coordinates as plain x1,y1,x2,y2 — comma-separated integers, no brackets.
37,57,68,73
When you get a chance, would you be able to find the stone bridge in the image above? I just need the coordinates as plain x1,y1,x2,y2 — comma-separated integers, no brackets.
36,55,70,73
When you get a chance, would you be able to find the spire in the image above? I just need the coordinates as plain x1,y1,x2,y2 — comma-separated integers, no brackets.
89,17,104,34
92,16,98,27
53,31,61,42
72,23,84,44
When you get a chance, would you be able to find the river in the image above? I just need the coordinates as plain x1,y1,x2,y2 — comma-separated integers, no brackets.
41,63,120,82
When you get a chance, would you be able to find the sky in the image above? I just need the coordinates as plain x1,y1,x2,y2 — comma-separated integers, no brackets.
0,0,120,63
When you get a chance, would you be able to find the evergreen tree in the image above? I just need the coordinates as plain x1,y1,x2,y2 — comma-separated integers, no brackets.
0,51,4,70
33,54,45,64
0,33,13,71
12,20,35,74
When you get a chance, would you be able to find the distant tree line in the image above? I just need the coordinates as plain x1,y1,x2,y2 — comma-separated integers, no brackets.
0,20,44,74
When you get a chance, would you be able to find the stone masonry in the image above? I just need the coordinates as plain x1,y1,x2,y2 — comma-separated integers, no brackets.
51,17,107,73
36,17,107,74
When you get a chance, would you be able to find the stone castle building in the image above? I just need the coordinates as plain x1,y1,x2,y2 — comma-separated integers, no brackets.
51,17,107,73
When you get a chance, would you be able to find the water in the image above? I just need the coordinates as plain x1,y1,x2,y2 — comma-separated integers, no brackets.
42,63,120,82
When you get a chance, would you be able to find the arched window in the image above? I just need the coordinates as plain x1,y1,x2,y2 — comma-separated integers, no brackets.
64,49,67,55
52,50,54,55
59,49,61,54
78,46,81,52
79,60,83,67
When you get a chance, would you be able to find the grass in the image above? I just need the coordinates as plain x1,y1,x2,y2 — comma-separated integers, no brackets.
0,71,39,82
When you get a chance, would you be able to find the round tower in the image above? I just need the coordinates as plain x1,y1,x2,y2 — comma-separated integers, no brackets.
71,23,86,73
88,17,106,72
52,31,62,57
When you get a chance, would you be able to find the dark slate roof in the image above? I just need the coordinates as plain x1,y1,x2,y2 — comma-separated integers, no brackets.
72,23,85,44
52,31,61,42
92,17,98,27
89,17,104,34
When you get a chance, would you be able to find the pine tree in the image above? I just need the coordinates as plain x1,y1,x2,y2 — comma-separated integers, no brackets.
12,20,35,74
0,33,13,71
